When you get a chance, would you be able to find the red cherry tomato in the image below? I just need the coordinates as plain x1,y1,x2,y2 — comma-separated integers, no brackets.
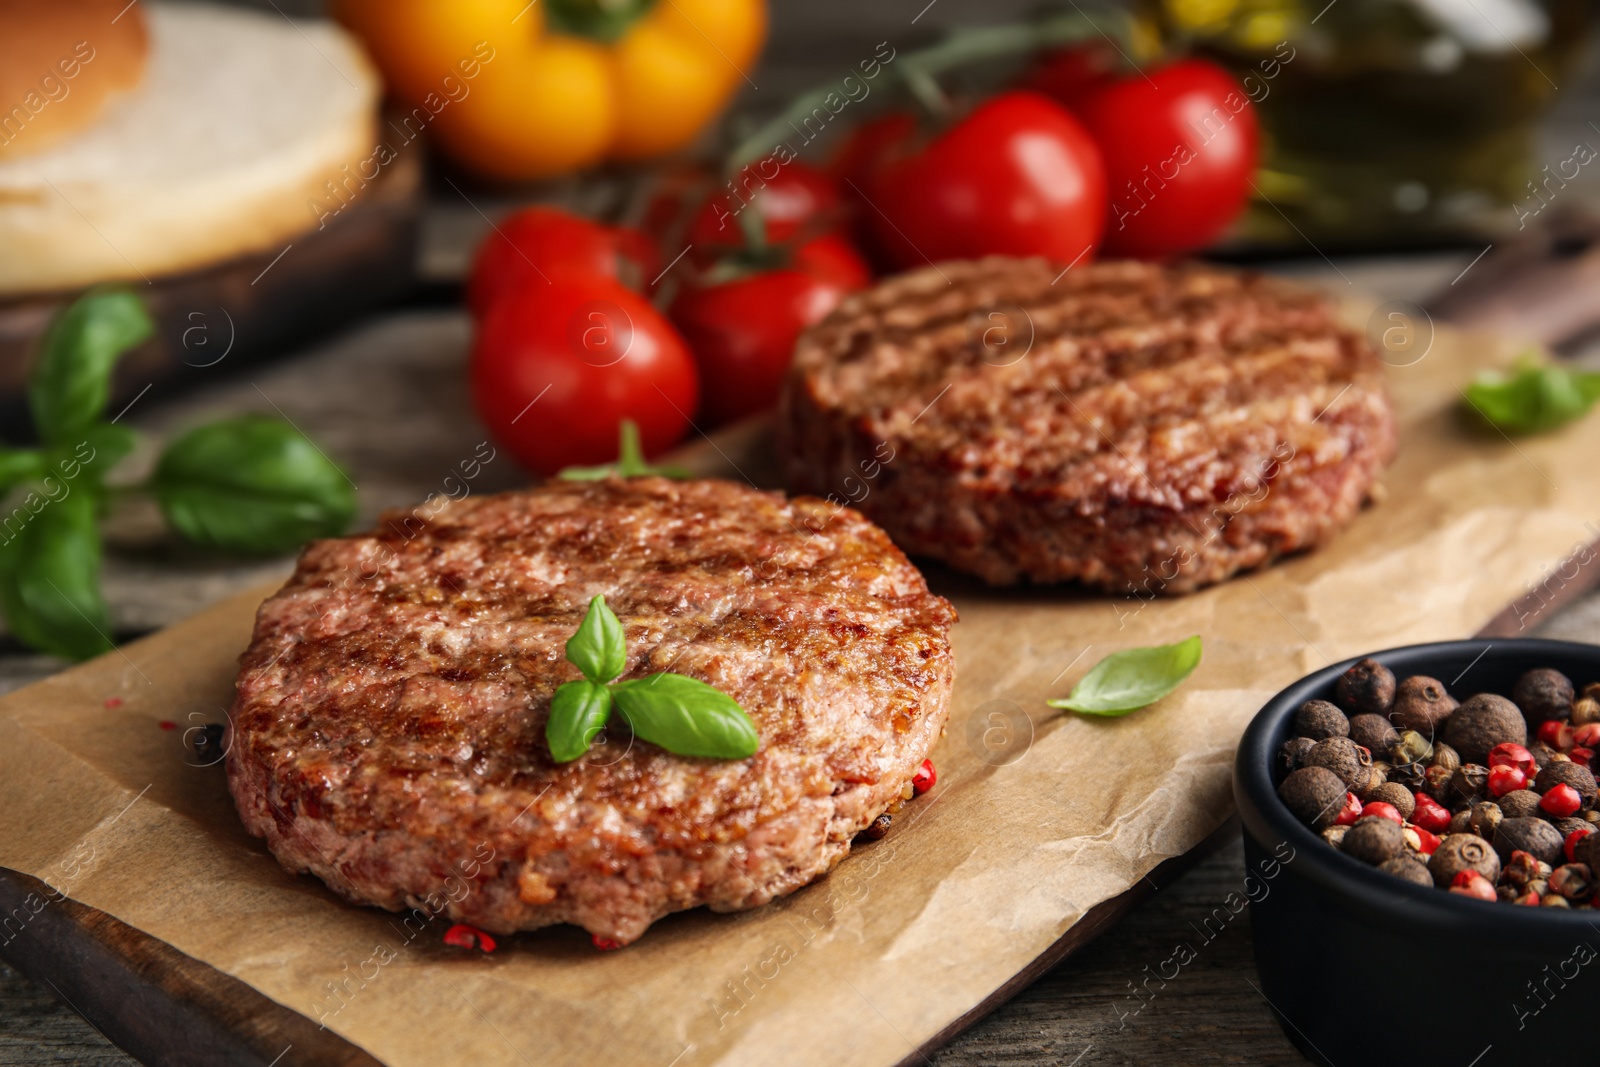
1074,59,1259,258
831,111,918,193
467,207,658,319
864,91,1106,271
472,278,698,476
686,159,843,263
670,234,869,426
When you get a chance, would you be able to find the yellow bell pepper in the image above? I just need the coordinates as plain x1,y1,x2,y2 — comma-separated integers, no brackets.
333,0,766,181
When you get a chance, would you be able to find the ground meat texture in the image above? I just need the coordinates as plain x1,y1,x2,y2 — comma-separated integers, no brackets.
778,258,1397,593
225,478,957,945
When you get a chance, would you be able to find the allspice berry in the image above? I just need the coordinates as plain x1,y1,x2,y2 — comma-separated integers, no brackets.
1276,737,1316,782
1529,740,1561,770
1389,675,1458,738
1534,761,1598,808
1280,766,1349,829
1492,817,1565,867
1379,855,1434,888
1349,713,1399,754
1293,699,1350,741
1366,782,1416,820
1442,694,1528,764
1336,658,1396,717
1429,833,1501,887
1305,737,1372,793
1343,816,1406,865
1497,789,1543,819
1512,668,1574,724
1554,817,1591,840
1448,809,1473,834
1573,829,1600,870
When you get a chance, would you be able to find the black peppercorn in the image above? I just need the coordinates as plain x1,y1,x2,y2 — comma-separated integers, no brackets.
1336,658,1396,717
1348,713,1398,755
1492,817,1565,867
1446,764,1489,806
1389,675,1458,738
1378,855,1433,887
1342,816,1406,865
1496,789,1543,820
1305,737,1372,793
1388,759,1428,792
1512,668,1574,724
1442,694,1528,764
1549,862,1593,900
1276,737,1316,781
1534,761,1598,808
859,813,892,841
1279,766,1349,830
1293,699,1350,741
1428,833,1501,887
1365,782,1415,820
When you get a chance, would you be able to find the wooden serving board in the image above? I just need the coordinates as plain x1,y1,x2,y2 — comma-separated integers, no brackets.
2,319,1600,1067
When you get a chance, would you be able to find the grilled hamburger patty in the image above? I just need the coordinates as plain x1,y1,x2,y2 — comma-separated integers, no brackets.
778,257,1397,593
226,478,955,945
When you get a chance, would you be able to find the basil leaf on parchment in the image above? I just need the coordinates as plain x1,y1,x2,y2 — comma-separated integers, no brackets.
1048,636,1203,717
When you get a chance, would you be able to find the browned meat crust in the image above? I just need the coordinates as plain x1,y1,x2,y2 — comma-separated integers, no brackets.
225,478,955,945
778,257,1397,594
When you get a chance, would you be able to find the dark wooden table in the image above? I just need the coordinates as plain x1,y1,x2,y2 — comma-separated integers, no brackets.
5,241,1600,1065
7,1,1600,1062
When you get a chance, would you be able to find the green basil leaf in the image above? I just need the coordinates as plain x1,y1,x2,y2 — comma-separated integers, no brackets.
30,288,153,444
565,594,625,684
0,490,112,661
152,416,355,554
558,420,691,481
1461,362,1600,435
71,423,138,488
611,673,760,759
546,679,614,763
1047,636,1203,717
0,450,45,493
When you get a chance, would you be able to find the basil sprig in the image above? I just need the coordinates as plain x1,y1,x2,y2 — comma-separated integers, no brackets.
557,420,691,481
1461,359,1600,435
1048,636,1203,717
546,595,760,762
0,289,354,660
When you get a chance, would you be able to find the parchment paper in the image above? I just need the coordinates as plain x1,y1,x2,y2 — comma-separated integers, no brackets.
2,317,1597,1067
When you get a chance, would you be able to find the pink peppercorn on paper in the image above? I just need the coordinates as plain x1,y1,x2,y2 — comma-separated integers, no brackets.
1,316,1598,1067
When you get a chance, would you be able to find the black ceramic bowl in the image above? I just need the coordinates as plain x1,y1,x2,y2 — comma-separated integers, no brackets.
1236,638,1600,1067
